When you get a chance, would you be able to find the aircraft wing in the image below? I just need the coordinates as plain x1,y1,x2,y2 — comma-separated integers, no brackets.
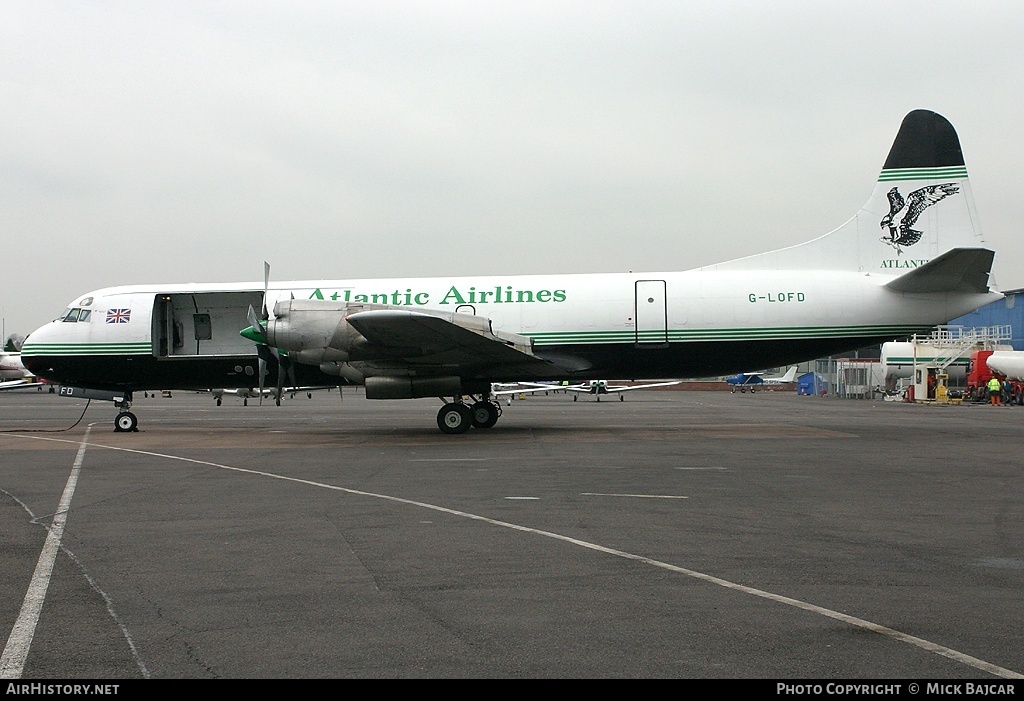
0,380,43,391
561,380,682,393
205,386,336,399
598,380,683,393
491,381,583,396
345,309,556,377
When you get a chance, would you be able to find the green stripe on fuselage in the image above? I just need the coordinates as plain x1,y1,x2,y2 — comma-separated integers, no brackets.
525,325,925,345
21,343,152,356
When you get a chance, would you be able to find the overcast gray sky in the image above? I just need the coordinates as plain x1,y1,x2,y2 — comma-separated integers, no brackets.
3,1,1022,339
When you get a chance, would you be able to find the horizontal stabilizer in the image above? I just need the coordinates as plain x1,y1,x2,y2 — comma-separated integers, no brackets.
884,248,994,294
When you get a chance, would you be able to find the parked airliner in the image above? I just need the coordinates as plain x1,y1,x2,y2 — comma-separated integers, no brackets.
22,110,999,433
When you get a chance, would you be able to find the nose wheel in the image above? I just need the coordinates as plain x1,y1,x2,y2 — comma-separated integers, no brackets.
114,411,138,432
113,392,138,432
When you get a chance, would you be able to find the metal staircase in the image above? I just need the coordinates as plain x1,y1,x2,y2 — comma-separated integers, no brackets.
910,325,1012,373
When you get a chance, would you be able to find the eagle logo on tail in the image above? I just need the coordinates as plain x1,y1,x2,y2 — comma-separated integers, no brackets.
879,183,959,254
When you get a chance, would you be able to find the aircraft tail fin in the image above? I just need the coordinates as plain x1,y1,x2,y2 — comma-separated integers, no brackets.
703,110,993,284
779,366,797,382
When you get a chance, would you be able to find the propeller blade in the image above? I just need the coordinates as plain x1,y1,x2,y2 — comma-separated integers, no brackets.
275,351,286,405
284,353,297,386
274,352,297,407
258,356,266,406
246,305,262,333
243,262,278,403
262,261,271,321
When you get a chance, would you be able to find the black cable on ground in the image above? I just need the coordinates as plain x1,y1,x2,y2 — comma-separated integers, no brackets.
0,400,92,433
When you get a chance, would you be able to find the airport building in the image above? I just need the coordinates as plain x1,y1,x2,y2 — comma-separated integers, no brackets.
798,289,1024,400
948,288,1024,351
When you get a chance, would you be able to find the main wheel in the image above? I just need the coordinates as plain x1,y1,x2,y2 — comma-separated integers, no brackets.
470,401,500,429
114,411,138,433
437,403,473,434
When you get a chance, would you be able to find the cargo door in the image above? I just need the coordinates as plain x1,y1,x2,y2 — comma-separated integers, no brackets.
635,279,668,346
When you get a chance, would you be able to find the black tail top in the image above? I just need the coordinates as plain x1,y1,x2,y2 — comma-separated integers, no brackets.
882,110,965,170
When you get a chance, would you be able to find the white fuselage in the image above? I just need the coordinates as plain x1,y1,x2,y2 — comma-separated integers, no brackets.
21,266,998,392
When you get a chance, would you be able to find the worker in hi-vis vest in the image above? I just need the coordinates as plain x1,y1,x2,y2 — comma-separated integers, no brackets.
988,376,1002,406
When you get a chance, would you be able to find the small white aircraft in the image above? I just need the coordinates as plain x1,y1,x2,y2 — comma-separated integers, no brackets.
494,379,682,402
22,110,1000,433
0,378,44,391
726,366,797,392
564,380,683,401
0,351,44,391
491,380,559,396
207,386,332,406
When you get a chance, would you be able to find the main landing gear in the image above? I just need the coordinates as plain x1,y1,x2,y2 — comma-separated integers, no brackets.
436,395,502,434
114,393,138,432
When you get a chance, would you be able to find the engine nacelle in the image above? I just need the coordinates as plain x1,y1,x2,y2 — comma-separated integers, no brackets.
365,375,462,399
264,300,362,355
318,362,365,384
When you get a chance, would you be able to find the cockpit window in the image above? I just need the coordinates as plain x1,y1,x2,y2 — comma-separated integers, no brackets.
78,309,91,322
62,308,81,323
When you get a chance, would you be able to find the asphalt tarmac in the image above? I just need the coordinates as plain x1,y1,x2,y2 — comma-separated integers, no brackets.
1,388,1022,680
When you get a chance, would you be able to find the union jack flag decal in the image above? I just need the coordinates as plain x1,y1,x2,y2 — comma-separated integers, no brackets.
105,308,131,324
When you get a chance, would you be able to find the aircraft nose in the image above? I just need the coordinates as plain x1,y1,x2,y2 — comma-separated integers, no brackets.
19,321,58,374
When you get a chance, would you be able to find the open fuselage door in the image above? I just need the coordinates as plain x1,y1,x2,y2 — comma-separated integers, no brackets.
635,279,668,347
153,292,264,357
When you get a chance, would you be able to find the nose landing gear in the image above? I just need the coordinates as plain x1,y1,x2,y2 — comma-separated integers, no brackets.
114,393,138,432
114,411,138,432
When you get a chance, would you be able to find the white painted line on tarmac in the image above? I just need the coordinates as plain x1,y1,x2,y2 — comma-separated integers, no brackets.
582,493,689,499
409,458,490,462
4,432,1023,680
1,428,89,679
